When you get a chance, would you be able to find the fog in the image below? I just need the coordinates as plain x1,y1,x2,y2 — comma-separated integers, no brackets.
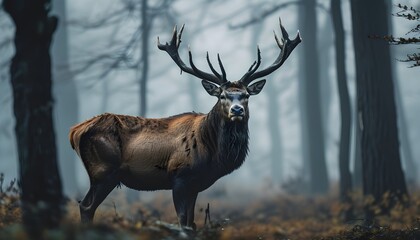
1,0,419,204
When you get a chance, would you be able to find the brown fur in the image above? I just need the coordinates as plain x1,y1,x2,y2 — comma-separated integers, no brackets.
69,114,105,156
69,112,207,178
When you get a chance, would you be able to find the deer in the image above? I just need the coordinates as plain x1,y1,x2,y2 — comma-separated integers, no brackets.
69,18,301,229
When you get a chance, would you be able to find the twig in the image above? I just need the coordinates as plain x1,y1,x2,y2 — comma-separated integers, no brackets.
0,173,4,193
6,178,16,192
68,7,128,30
113,201,119,219
204,203,211,225
229,1,299,29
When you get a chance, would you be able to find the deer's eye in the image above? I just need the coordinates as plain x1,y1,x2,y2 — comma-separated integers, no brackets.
240,94,249,101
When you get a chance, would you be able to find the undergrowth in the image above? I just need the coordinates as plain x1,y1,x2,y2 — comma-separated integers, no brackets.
1,177,420,239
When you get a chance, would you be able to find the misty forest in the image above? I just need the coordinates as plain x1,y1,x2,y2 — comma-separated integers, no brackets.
0,0,420,239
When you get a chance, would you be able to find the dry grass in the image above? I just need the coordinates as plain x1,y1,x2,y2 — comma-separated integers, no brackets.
1,179,420,239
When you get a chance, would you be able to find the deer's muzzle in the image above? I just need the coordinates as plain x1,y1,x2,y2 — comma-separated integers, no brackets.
229,104,245,121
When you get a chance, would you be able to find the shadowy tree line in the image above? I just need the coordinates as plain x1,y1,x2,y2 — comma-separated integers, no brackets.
0,0,416,237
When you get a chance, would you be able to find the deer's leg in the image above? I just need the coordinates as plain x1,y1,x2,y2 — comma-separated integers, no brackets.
172,182,198,229
79,170,119,223
79,135,121,223
186,192,198,230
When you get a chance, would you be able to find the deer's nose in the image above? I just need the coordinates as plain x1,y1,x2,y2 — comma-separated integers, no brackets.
230,105,244,115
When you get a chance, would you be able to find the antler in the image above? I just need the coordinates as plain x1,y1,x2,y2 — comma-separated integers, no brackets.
239,18,302,86
157,25,227,85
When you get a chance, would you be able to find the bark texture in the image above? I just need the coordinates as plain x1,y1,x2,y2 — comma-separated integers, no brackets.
3,0,64,235
331,0,353,220
299,0,329,194
350,0,408,216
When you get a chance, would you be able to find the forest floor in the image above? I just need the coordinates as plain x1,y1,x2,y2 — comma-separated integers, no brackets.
1,178,420,240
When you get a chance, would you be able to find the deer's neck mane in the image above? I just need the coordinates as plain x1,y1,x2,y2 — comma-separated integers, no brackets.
201,105,249,175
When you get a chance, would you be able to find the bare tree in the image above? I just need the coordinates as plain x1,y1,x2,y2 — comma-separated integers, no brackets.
3,0,64,236
69,0,174,116
318,6,333,145
351,0,408,218
331,0,353,221
298,0,329,194
140,0,150,116
52,0,80,197
353,121,362,188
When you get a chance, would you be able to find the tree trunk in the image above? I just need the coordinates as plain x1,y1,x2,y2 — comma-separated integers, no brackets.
386,1,417,185
297,1,309,189
393,65,417,185
353,119,362,188
318,14,332,146
3,0,64,236
248,13,284,184
299,0,329,194
139,0,149,116
52,0,80,197
267,84,283,183
331,0,353,221
350,0,408,217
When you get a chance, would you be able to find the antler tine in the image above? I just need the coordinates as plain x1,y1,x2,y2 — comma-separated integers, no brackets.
240,17,302,86
248,61,257,72
253,47,262,73
176,24,185,48
206,52,222,79
274,30,283,50
239,46,262,83
188,48,227,85
158,24,224,85
217,54,227,82
279,17,289,41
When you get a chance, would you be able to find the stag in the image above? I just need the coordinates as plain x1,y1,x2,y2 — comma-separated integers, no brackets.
69,18,301,229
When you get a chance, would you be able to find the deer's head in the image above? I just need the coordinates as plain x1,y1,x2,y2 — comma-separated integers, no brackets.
158,18,301,122
200,80,264,121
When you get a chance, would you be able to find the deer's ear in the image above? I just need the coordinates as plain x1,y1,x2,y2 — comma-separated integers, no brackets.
202,80,221,96
247,79,266,95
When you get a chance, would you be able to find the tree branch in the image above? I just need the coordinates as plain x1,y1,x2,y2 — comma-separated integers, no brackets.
229,1,300,29
68,7,128,29
229,1,329,29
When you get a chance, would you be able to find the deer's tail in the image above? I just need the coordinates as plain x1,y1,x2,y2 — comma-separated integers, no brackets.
69,114,104,156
